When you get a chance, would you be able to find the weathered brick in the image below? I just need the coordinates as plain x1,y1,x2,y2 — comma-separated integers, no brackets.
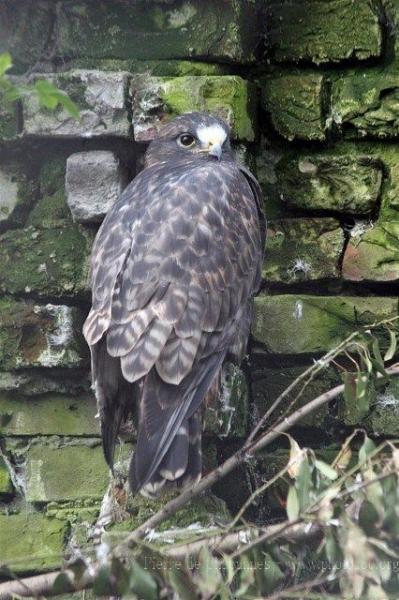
0,164,36,229
23,70,131,138
0,299,88,370
66,151,129,223
131,75,257,141
56,1,261,64
276,154,383,214
343,222,399,282
265,0,382,65
262,72,326,141
0,393,98,437
331,69,399,139
25,444,109,503
252,365,338,429
0,225,91,297
0,512,67,572
0,1,53,73
264,218,344,283
252,295,398,354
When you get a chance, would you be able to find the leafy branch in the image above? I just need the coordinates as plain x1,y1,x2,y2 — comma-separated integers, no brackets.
0,52,79,118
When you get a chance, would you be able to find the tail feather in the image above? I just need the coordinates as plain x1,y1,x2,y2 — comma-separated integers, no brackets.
130,351,225,495
179,412,202,487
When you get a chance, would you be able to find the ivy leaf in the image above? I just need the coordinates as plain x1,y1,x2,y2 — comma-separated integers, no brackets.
359,435,376,464
129,560,158,600
34,80,80,118
296,456,312,510
286,485,299,521
314,459,338,480
0,52,12,77
196,547,222,595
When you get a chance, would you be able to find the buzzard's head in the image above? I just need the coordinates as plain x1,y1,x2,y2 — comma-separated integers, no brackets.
144,112,233,167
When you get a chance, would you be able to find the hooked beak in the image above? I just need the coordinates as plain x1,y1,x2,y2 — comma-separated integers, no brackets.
208,142,223,161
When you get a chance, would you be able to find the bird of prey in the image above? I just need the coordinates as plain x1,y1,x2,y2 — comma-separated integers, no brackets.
83,112,266,497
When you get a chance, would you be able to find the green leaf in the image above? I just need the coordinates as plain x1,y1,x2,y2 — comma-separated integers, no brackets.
169,565,198,600
359,435,376,464
384,329,397,362
52,572,73,596
34,80,80,118
93,566,114,597
262,552,284,594
286,485,299,520
196,547,222,595
0,52,12,77
314,459,338,480
296,456,312,510
129,560,158,600
235,555,255,598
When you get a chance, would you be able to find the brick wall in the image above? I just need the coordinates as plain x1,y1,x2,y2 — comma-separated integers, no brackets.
1,0,399,575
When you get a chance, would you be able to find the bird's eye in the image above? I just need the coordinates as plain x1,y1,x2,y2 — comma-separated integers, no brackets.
177,134,196,148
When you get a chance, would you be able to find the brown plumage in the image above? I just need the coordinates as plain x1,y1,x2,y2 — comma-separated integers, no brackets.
83,112,266,497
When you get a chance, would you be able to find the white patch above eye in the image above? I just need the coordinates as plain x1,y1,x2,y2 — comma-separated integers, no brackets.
196,124,227,147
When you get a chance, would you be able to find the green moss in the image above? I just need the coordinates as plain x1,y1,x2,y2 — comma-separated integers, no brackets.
252,295,398,354
0,392,99,437
69,59,230,76
331,67,399,139
264,218,344,283
108,491,230,536
27,157,71,229
367,380,399,436
266,0,382,64
0,457,13,496
262,72,326,141
0,511,68,573
160,76,256,140
25,444,109,503
0,104,19,140
0,224,91,297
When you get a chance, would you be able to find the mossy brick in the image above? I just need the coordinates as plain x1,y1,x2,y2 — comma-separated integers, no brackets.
0,457,13,496
0,512,67,573
131,75,257,141
276,155,383,214
0,225,91,297
252,295,398,355
265,0,382,65
0,369,90,397
264,218,344,283
0,1,53,73
343,222,399,282
262,72,327,141
22,70,131,138
0,299,88,370
203,363,248,439
0,392,99,437
27,157,72,229
0,164,37,229
331,68,399,139
56,1,261,64
0,103,19,141
25,444,109,503
252,365,338,429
